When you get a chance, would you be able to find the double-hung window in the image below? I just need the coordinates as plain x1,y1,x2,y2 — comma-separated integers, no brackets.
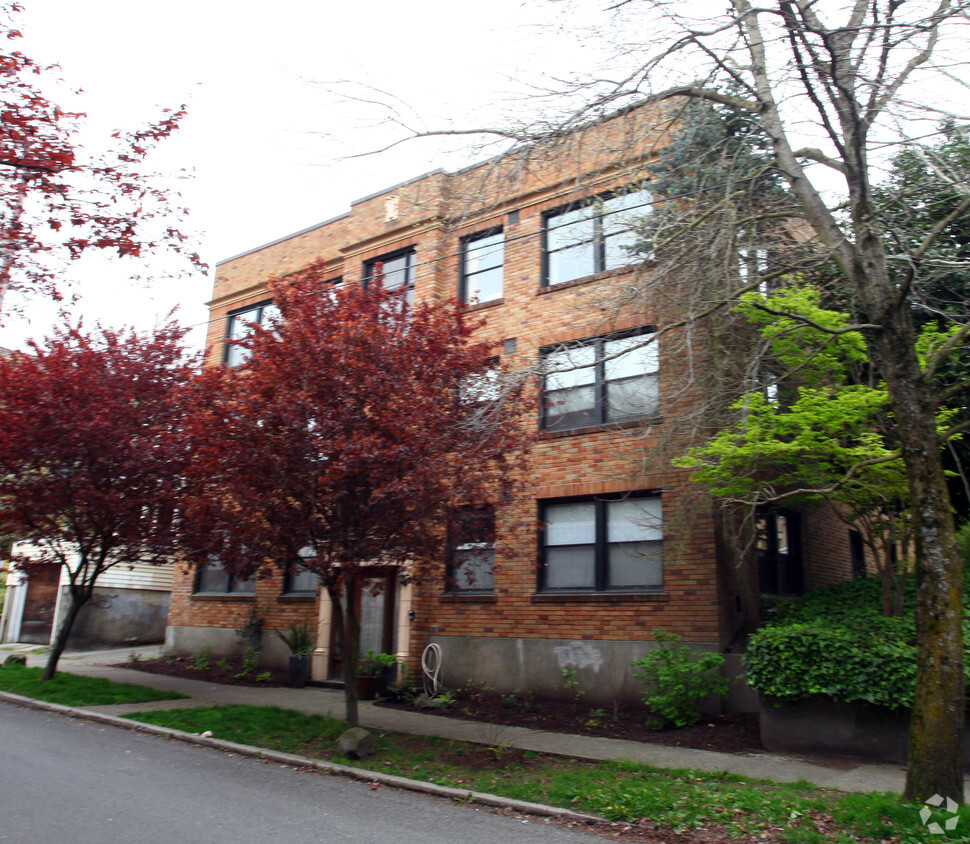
543,330,659,432
225,301,280,367
540,494,663,592
283,560,319,595
194,556,255,595
543,188,651,286
459,229,504,304
364,248,416,308
447,506,496,593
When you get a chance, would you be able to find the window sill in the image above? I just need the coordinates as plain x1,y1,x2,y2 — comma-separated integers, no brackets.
540,416,662,439
279,594,316,602
439,593,499,603
538,265,636,294
531,591,668,603
463,298,504,312
190,593,256,602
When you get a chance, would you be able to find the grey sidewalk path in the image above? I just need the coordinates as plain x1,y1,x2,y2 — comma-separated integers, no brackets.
3,642,965,799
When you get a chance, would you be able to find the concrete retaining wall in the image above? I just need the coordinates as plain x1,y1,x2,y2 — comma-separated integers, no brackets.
427,635,759,712
760,697,970,768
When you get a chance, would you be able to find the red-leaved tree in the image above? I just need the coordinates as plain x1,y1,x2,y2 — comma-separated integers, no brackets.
180,265,532,727
0,320,195,679
0,2,200,309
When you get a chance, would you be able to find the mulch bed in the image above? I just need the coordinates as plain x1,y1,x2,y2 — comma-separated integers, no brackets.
119,654,762,753
116,654,288,687
375,695,764,755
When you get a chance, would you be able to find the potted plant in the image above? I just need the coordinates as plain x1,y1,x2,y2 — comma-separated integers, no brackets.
276,622,315,688
357,650,398,700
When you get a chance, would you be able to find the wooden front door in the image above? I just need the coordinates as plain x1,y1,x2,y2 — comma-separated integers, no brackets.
19,564,61,644
328,570,397,680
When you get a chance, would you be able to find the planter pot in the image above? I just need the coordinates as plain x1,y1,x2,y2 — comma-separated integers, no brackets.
376,665,397,698
288,655,311,688
356,675,378,701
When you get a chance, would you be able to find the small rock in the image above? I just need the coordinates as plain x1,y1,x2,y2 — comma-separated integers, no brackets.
200,730,213,738
337,727,375,759
3,654,27,667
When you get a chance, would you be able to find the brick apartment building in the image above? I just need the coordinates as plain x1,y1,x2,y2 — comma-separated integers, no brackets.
165,103,856,707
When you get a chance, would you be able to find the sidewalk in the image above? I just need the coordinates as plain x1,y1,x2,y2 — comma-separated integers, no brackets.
2,642,963,799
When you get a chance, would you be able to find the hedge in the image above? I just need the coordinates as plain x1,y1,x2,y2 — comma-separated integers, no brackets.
744,574,970,710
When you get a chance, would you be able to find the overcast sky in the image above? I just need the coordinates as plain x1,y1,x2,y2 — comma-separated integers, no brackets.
1,0,602,350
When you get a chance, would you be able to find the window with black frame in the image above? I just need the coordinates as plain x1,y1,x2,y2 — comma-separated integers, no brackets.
447,506,496,593
757,510,803,596
543,187,651,287
194,556,255,595
542,330,659,432
459,229,504,304
224,301,280,367
283,559,319,595
540,494,662,592
364,248,416,308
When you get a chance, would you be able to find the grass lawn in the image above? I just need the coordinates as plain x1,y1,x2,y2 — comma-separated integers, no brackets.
127,704,969,843
0,664,187,706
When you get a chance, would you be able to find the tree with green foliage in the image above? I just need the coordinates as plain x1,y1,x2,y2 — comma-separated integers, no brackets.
675,285,936,617
375,0,969,802
555,1,970,801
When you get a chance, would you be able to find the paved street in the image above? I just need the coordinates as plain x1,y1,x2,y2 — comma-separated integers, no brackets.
0,702,593,844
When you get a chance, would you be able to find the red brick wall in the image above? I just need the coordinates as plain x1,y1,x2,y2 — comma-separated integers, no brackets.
172,102,856,683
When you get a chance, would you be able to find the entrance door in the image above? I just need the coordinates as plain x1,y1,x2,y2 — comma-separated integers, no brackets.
19,564,61,644
328,571,396,680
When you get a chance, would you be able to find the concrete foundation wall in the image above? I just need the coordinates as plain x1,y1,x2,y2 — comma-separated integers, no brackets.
428,635,758,712
165,624,292,670
64,587,169,649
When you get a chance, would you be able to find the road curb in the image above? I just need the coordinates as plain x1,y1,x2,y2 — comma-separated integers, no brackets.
0,691,604,825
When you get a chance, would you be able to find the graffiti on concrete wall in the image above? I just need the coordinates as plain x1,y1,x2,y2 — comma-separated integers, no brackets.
554,640,603,673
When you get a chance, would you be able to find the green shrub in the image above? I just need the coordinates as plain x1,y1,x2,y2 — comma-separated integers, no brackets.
275,622,315,657
632,631,729,728
745,575,970,709
192,646,211,672
744,623,917,708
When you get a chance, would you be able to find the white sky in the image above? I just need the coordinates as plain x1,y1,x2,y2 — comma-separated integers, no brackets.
4,1,962,352
1,0,600,351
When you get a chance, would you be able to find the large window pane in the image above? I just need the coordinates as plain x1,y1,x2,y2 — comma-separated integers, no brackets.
608,541,663,587
607,375,659,421
467,267,503,303
545,385,597,430
548,243,596,286
196,559,229,593
465,232,504,272
545,546,595,588
546,501,596,546
547,207,595,251
452,547,495,591
604,334,658,379
286,562,318,594
608,498,663,542
545,345,596,390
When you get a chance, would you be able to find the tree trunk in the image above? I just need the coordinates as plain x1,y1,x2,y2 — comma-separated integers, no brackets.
868,309,965,802
328,575,361,728
41,587,87,681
